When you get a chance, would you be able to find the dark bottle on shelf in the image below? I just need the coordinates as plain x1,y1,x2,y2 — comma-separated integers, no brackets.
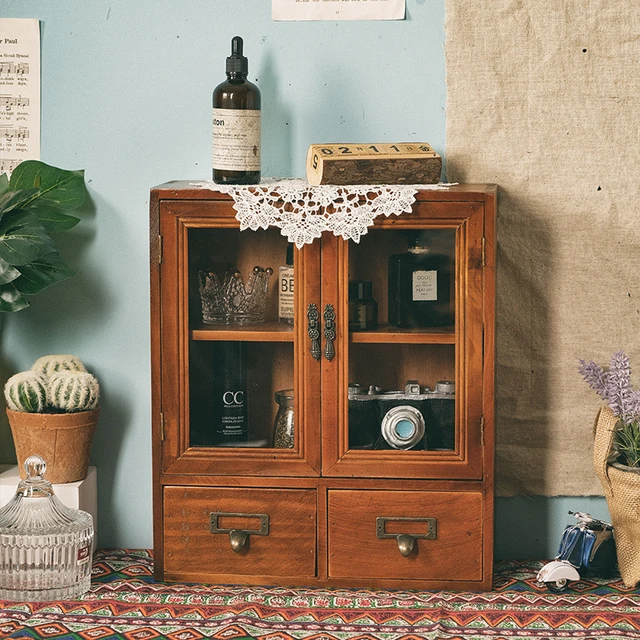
212,341,248,444
348,280,378,331
388,231,454,328
212,36,261,184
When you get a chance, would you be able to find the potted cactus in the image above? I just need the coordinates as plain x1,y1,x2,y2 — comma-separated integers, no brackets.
4,354,99,483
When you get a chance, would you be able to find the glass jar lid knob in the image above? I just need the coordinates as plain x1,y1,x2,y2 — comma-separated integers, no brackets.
18,455,55,498
24,455,46,479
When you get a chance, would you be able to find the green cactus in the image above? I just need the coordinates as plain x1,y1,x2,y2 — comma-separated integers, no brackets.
31,354,87,378
4,371,48,413
48,371,100,412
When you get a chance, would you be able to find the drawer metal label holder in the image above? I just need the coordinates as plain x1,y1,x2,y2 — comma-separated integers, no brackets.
210,512,270,553
376,516,437,557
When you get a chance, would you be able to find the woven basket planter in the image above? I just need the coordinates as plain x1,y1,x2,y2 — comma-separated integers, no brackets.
6,408,99,484
594,405,640,587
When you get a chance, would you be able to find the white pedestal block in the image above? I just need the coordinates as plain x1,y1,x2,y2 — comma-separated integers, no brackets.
0,465,98,540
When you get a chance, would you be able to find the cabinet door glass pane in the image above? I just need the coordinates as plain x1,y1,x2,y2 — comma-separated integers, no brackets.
187,227,296,449
347,228,456,453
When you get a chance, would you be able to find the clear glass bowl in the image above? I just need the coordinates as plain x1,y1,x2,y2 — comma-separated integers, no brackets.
0,455,94,601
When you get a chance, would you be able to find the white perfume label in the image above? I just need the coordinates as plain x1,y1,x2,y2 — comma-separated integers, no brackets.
412,270,437,301
212,108,261,171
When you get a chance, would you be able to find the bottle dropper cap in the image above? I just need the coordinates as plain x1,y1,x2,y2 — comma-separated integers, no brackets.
226,36,248,75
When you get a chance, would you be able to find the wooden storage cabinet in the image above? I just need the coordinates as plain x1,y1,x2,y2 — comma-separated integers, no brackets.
150,182,496,590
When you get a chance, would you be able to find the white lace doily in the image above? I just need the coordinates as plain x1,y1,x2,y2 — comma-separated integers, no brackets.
189,179,458,247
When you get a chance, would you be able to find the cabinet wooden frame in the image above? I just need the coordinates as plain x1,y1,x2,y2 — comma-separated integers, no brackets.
150,182,497,590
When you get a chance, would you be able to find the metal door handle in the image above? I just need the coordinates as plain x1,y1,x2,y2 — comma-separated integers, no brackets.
323,304,336,361
307,303,321,361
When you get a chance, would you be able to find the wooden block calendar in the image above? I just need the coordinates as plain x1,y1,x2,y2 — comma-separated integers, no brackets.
306,143,442,186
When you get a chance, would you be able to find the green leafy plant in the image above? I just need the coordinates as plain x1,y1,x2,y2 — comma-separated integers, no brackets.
0,160,86,312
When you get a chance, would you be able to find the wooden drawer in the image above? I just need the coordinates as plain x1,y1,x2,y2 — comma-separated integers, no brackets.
328,489,483,581
163,486,317,579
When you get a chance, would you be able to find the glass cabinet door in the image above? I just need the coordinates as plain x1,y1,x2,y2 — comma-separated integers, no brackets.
159,200,321,477
322,204,485,479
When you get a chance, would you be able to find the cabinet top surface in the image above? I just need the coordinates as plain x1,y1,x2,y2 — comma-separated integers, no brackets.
151,181,498,202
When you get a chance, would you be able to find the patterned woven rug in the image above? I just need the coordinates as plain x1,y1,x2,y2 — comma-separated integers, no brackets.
0,550,640,639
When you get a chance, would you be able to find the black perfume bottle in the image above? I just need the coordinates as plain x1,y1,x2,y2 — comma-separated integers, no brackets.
212,341,248,444
388,231,454,328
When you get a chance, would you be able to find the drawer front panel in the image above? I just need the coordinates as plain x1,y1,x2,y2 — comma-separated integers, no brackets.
164,487,317,578
328,490,483,581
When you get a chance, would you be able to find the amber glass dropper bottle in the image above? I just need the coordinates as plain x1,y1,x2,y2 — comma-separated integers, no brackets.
212,36,261,184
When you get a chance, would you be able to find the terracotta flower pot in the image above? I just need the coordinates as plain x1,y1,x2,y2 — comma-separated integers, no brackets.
6,408,99,484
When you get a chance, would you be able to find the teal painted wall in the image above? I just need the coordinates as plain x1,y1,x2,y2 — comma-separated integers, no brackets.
1,0,608,559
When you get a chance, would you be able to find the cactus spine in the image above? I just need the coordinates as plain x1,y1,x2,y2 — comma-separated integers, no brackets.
31,354,87,378
48,371,100,412
4,372,48,413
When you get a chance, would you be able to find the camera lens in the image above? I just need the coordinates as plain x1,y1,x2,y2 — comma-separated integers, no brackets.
395,419,416,439
380,405,425,449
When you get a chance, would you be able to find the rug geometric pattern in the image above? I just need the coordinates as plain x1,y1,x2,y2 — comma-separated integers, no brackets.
0,550,639,639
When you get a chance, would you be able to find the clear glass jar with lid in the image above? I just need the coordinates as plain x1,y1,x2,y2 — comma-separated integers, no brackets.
0,455,94,601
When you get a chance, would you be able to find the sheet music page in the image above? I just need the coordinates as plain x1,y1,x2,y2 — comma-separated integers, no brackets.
0,18,40,175
273,0,405,21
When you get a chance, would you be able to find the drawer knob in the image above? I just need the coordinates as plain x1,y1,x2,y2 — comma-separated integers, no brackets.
210,512,270,553
229,529,250,553
376,516,437,557
396,534,415,557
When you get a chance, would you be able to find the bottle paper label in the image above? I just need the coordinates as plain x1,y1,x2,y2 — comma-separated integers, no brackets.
412,270,437,301
219,390,246,436
212,108,261,171
278,266,294,321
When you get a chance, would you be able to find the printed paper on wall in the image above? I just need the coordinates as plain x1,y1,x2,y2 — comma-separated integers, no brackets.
273,0,405,21
0,18,40,175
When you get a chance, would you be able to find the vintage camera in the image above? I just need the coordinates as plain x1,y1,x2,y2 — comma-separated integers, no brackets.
348,380,455,451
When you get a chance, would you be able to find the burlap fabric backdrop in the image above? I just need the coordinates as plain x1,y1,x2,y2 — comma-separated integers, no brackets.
445,1,640,496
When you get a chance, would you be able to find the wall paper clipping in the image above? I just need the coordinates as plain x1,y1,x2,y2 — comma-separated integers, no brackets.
273,0,404,21
0,18,40,175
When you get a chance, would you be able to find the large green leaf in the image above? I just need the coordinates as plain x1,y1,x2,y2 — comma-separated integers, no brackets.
9,160,86,211
30,207,81,232
0,256,20,285
0,210,56,266
14,251,76,295
0,188,40,219
0,282,29,312
0,173,9,197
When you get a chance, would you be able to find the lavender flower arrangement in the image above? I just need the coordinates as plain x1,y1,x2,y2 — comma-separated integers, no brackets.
579,351,640,467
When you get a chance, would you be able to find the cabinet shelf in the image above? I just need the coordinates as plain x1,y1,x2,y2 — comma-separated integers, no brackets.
350,324,455,344
191,322,294,342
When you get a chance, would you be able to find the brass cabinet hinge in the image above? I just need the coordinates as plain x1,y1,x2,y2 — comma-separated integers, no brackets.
481,237,486,267
480,415,485,446
160,412,165,441
158,235,163,264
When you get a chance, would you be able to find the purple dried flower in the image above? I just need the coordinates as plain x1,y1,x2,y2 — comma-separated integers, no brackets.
578,359,608,400
579,350,640,425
